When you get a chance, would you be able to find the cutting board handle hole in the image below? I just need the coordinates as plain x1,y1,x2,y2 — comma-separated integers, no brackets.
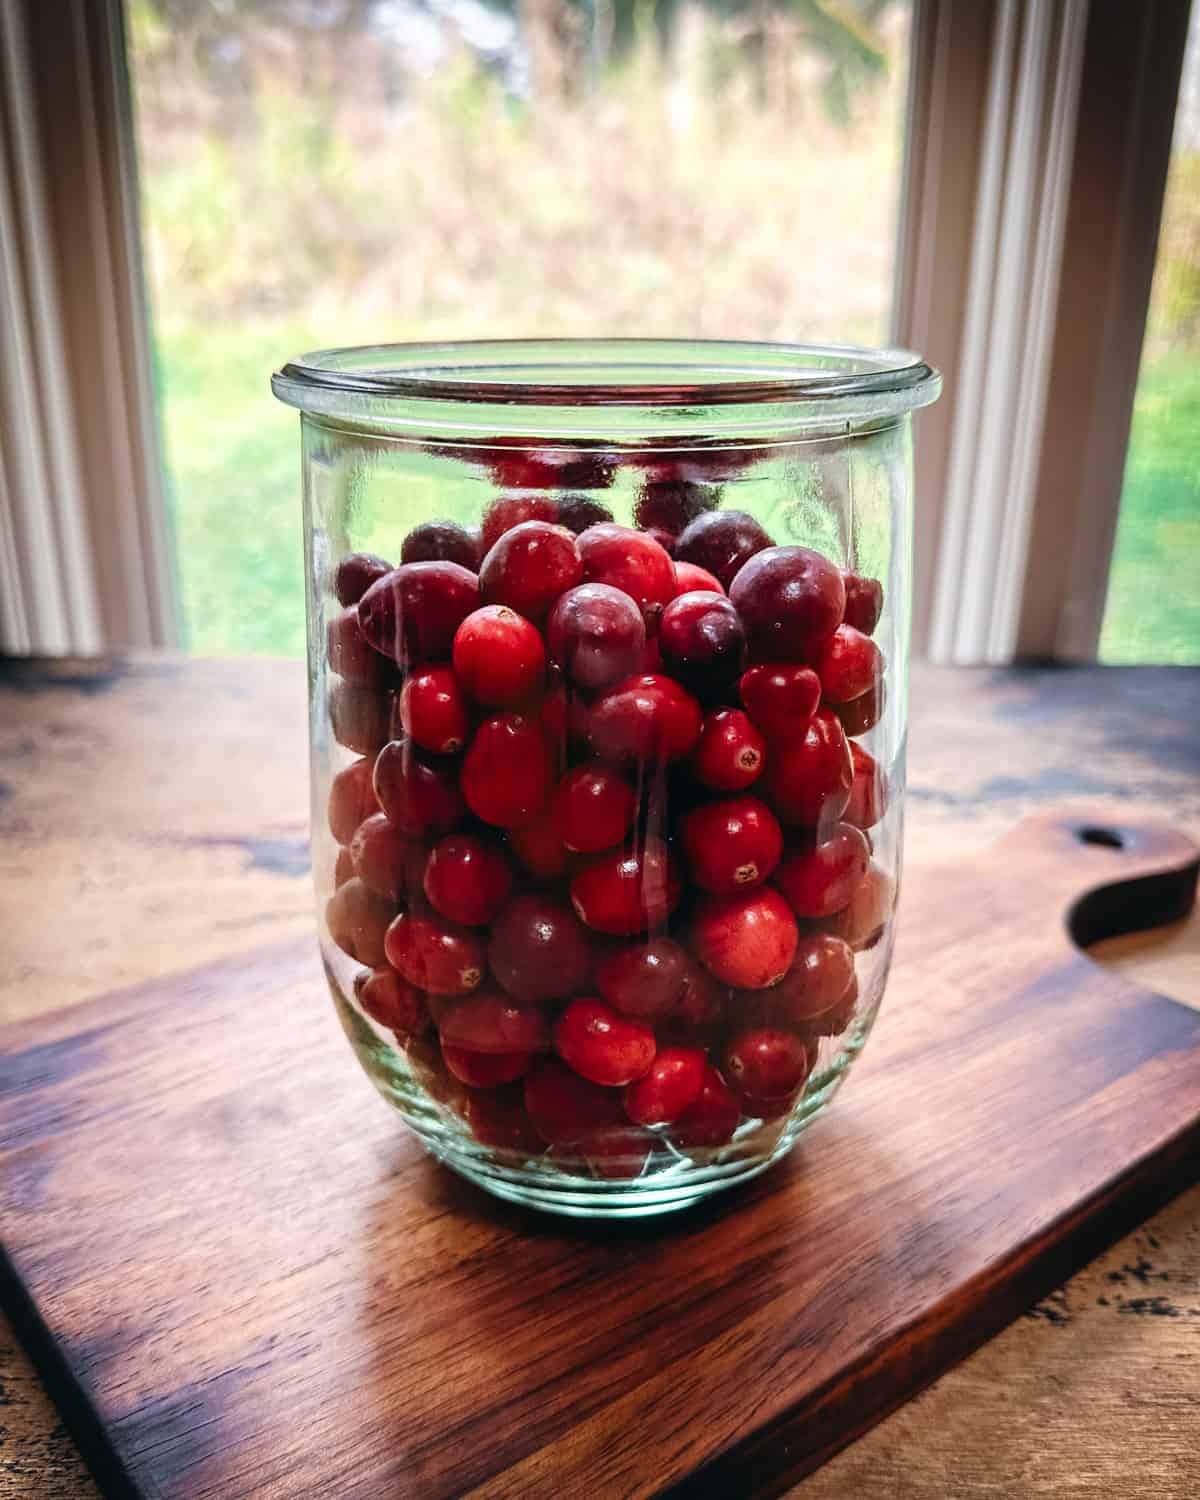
1076,825,1126,851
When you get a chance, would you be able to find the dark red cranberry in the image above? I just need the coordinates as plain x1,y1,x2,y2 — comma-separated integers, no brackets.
423,834,513,925
552,762,636,853
506,810,571,881
327,607,386,686
570,839,683,935
373,738,465,837
845,742,887,830
452,605,546,708
728,545,845,662
572,1125,655,1181
404,1032,463,1107
357,561,480,666
762,708,853,831
325,878,395,967
642,526,677,556
546,583,646,692
776,823,870,918
523,1058,626,1146
624,1046,706,1126
329,681,392,757
384,911,485,995
487,448,616,492
577,523,677,622
739,663,821,741
479,520,582,624
398,666,471,754
588,673,702,764
658,591,747,697
674,959,727,1033
441,1045,533,1088
833,679,886,736
488,892,593,1003
673,561,725,596
669,1064,741,1148
401,520,481,571
539,678,594,749
439,990,548,1054
334,551,391,607
459,1084,543,1152
766,933,857,1028
479,494,559,553
692,708,765,791
724,1028,812,1102
595,936,689,1019
842,570,884,636
826,861,893,951
355,966,428,1038
556,494,615,534
633,478,720,537
554,998,656,1087
811,625,883,705
350,813,426,903
693,887,797,989
681,796,783,894
328,757,380,843
461,712,553,828
674,510,772,589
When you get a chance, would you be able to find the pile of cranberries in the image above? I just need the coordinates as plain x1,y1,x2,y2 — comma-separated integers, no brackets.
322,469,891,1180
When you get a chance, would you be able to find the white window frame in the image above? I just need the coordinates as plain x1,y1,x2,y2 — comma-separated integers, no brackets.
0,0,1191,661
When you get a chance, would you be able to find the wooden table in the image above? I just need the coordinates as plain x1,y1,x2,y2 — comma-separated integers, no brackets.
1,657,1197,1499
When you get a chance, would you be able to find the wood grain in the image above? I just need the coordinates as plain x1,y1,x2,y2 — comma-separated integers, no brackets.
1,804,1197,1499
2,657,1199,1500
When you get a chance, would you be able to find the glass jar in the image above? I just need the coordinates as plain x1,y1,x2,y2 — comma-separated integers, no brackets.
271,340,940,1217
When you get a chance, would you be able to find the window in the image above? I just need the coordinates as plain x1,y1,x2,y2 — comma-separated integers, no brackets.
125,0,913,655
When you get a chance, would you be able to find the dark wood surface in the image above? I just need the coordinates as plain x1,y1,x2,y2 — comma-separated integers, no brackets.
1,658,1199,1499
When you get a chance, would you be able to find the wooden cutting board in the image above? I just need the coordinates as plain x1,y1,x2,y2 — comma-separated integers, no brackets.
1,810,1198,1500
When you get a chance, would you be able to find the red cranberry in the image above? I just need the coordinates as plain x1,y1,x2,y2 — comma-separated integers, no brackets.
724,1028,812,1102
842,571,884,636
624,1046,706,1125
523,1058,626,1146
692,708,765,792
674,960,727,1032
459,1085,542,1152
334,846,355,887
588,673,702,764
775,823,870,918
846,742,888,830
669,1064,741,1148
827,861,894,951
681,796,783,894
357,561,480,666
674,510,773,589
334,551,391,607
423,834,513,925
673,561,725,595
479,520,583,624
577,523,677,622
762,708,853,831
398,666,471,754
642,526,677,557
633,478,720,537
728,545,846,662
573,1126,655,1181
811,625,883,705
556,494,615,534
506,810,571,881
384,911,485,995
551,762,636,854
539,679,594,749
453,605,546,708
401,520,481,571
355,966,428,1038
373,738,465,837
488,892,593,1003
833,679,886,737
350,813,426,903
693,887,797,989
767,933,857,1027
442,1045,533,1088
595,936,689,1019
329,681,391,757
554,998,656,1087
327,607,386,686
325,878,395,967
439,990,548,1054
479,494,559,552
461,712,553,828
546,583,646,692
739,663,821,741
328,757,380,843
487,448,616,492
570,839,683,935
658,592,747,696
